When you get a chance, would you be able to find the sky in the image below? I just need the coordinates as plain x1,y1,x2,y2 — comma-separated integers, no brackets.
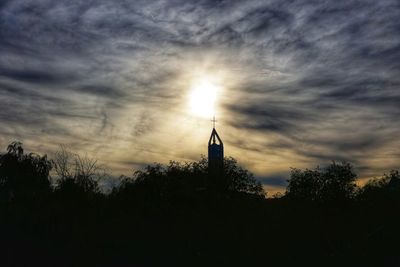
0,0,399,194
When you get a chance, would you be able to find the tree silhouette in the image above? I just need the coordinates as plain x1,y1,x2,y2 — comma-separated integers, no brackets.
285,167,320,201
0,142,51,201
53,145,104,194
386,170,400,190
0,141,399,266
114,156,265,200
286,161,357,202
358,169,400,201
224,157,264,196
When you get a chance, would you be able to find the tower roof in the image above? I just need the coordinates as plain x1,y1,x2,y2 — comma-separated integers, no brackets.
208,128,223,146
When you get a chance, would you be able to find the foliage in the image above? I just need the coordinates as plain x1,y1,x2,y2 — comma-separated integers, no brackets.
1,142,400,266
286,161,357,202
0,142,51,201
114,156,265,198
52,145,104,194
224,157,264,196
358,169,400,200
385,169,400,189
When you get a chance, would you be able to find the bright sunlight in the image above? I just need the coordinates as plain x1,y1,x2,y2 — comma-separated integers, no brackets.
188,77,220,118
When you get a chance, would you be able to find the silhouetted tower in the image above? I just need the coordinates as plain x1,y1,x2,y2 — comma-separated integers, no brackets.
208,117,224,176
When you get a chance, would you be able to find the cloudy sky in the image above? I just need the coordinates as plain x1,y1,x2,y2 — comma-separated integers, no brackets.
0,0,399,193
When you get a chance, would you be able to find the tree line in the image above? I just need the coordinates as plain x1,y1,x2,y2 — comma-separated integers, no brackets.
0,141,399,266
1,141,398,203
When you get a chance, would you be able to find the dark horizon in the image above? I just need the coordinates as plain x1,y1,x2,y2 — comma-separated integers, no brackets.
1,140,400,266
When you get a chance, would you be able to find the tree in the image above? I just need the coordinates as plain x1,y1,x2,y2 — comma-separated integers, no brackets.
358,170,400,201
0,142,51,201
319,161,357,201
286,161,357,202
386,170,400,190
224,157,264,196
286,168,321,201
52,145,105,194
114,156,265,199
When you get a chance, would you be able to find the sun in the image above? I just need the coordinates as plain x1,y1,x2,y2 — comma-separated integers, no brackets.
188,77,219,118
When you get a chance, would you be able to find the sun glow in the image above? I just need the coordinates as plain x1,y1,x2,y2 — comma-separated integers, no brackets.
188,77,219,118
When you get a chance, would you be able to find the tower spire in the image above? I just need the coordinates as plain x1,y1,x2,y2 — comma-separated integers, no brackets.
208,116,224,177
211,116,217,129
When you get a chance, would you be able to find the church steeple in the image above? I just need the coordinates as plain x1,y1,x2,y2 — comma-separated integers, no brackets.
208,117,224,175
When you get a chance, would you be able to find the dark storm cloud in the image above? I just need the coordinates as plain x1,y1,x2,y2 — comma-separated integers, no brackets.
0,0,399,182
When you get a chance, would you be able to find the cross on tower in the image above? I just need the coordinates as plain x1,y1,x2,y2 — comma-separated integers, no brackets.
211,116,217,129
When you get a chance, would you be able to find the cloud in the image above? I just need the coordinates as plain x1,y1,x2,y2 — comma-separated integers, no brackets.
0,0,399,188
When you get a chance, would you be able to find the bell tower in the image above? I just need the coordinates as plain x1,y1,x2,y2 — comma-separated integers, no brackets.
208,117,224,176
